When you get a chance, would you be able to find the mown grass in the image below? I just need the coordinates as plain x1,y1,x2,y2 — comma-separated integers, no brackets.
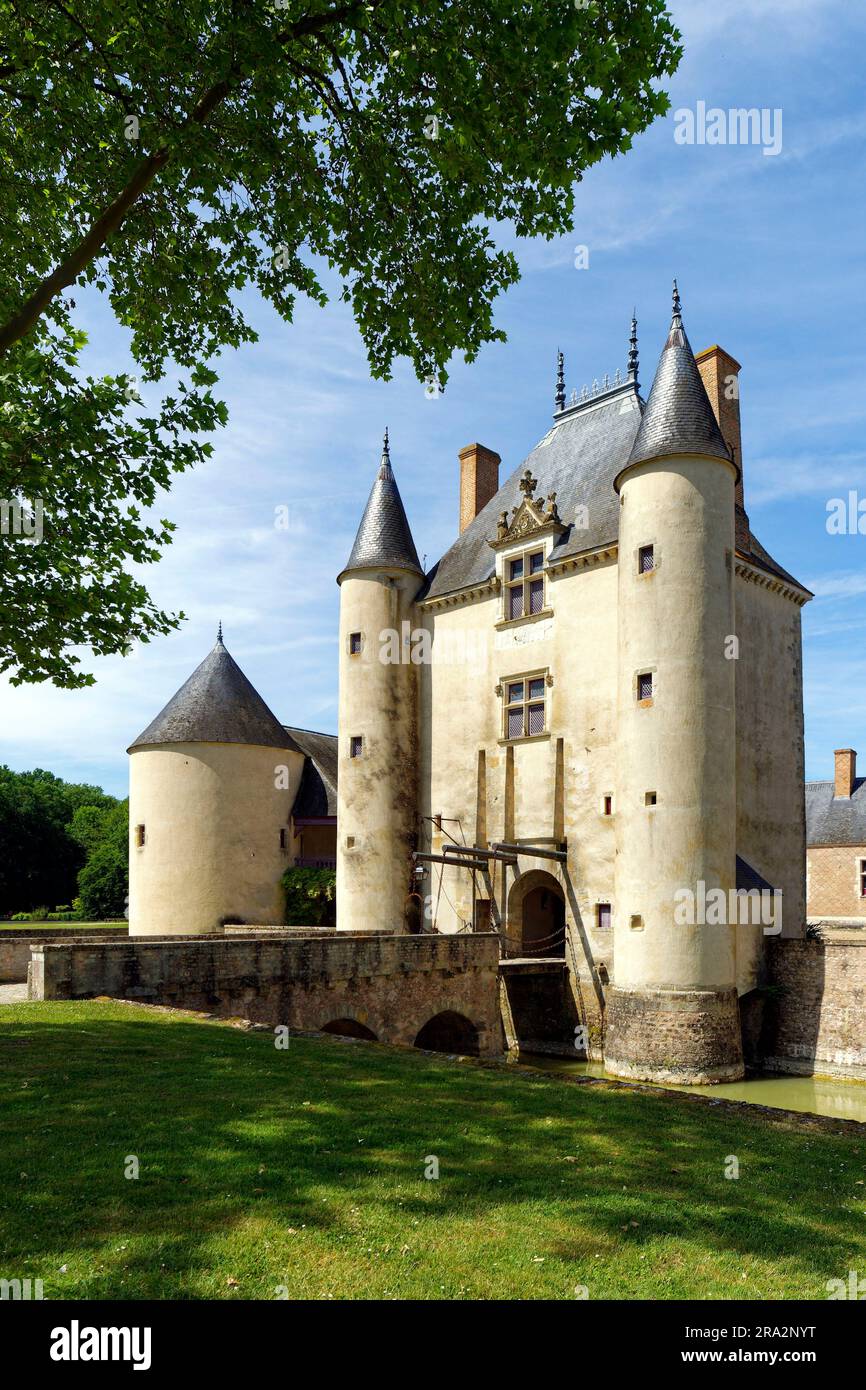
0,922,126,931
1,1000,865,1301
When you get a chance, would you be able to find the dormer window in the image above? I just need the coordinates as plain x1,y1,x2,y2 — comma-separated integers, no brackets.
505,549,545,621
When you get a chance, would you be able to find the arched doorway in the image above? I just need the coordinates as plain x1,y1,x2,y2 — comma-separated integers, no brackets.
321,1018,378,1041
414,1011,479,1056
508,870,566,957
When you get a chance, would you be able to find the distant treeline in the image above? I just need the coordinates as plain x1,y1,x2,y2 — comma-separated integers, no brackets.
0,766,128,920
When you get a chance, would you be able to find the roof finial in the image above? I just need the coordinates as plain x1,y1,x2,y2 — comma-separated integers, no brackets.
555,349,566,412
217,620,223,644
628,310,639,385
672,278,682,324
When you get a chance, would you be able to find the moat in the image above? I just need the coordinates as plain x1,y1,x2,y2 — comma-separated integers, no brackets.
523,1055,866,1124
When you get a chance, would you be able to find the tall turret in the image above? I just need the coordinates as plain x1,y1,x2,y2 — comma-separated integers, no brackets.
336,431,422,933
605,284,744,1083
127,630,303,935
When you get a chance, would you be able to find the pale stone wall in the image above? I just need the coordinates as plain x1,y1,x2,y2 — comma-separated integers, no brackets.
416,557,618,980
129,742,303,936
336,569,418,933
807,846,866,919
612,455,738,995
735,569,807,958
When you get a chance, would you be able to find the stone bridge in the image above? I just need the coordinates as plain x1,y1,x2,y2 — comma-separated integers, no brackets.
27,931,503,1057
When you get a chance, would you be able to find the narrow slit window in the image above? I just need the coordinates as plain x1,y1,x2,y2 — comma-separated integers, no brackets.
860,859,866,898
349,735,363,759
603,795,613,816
280,828,288,850
135,824,146,848
349,631,362,655
639,544,655,573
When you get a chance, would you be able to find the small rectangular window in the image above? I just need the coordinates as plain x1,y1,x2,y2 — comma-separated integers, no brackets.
349,735,363,759
645,791,657,806
280,828,288,850
639,545,654,574
638,672,653,701
630,913,644,932
135,824,146,848
508,585,524,620
509,557,524,581
603,795,612,816
507,707,523,739
529,551,544,575
860,859,866,897
597,903,611,930
529,577,544,614
349,631,362,654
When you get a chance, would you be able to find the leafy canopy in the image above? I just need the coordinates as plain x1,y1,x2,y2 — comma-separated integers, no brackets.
0,0,680,683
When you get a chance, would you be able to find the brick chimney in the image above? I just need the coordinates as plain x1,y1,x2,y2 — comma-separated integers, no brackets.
458,443,500,534
695,344,748,549
834,748,857,799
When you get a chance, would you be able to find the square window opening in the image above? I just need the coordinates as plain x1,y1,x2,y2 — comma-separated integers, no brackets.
349,735,363,759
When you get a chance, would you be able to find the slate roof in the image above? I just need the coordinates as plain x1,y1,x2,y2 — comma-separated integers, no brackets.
624,296,730,472
340,434,422,580
285,726,338,818
423,384,641,600
806,779,866,847
129,636,299,752
422,305,806,602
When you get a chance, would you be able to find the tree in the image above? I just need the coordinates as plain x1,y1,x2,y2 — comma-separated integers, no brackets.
0,0,680,683
74,800,129,919
0,765,116,913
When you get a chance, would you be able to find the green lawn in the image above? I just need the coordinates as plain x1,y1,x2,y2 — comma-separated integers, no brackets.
0,921,126,931
1,1000,864,1301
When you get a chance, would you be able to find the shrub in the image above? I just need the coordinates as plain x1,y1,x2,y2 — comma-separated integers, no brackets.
281,868,336,927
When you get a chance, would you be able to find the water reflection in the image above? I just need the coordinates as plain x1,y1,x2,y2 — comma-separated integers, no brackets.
522,1055,866,1123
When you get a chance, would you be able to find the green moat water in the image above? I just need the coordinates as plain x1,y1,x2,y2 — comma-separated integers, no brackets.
522,1055,866,1124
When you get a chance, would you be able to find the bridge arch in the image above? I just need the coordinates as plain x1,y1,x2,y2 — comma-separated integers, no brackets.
414,1011,479,1056
321,1018,378,1041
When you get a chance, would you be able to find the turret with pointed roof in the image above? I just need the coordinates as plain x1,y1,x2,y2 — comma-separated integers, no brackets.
128,629,299,752
622,281,732,478
338,430,422,583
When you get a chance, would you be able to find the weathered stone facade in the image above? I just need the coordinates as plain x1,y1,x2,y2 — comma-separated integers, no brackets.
28,932,503,1057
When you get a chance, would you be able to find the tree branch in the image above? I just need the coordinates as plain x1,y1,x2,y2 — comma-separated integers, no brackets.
0,0,384,356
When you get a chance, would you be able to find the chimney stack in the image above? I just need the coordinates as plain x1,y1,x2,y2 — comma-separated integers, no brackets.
458,442,500,534
695,343,748,547
834,748,857,799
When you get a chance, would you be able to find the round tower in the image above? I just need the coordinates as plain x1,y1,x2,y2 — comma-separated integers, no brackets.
605,285,744,1084
336,431,422,933
127,629,304,936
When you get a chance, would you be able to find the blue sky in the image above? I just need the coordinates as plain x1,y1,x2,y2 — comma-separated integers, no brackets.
2,0,864,797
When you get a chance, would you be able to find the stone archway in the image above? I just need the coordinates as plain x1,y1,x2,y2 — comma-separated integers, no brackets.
507,870,566,957
321,1018,378,1041
414,1011,479,1056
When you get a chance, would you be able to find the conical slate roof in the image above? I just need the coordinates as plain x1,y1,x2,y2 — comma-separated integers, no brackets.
128,631,299,752
339,430,422,580
624,283,731,472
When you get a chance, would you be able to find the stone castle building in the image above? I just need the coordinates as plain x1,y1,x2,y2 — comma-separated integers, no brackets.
124,285,822,1085
806,748,866,922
